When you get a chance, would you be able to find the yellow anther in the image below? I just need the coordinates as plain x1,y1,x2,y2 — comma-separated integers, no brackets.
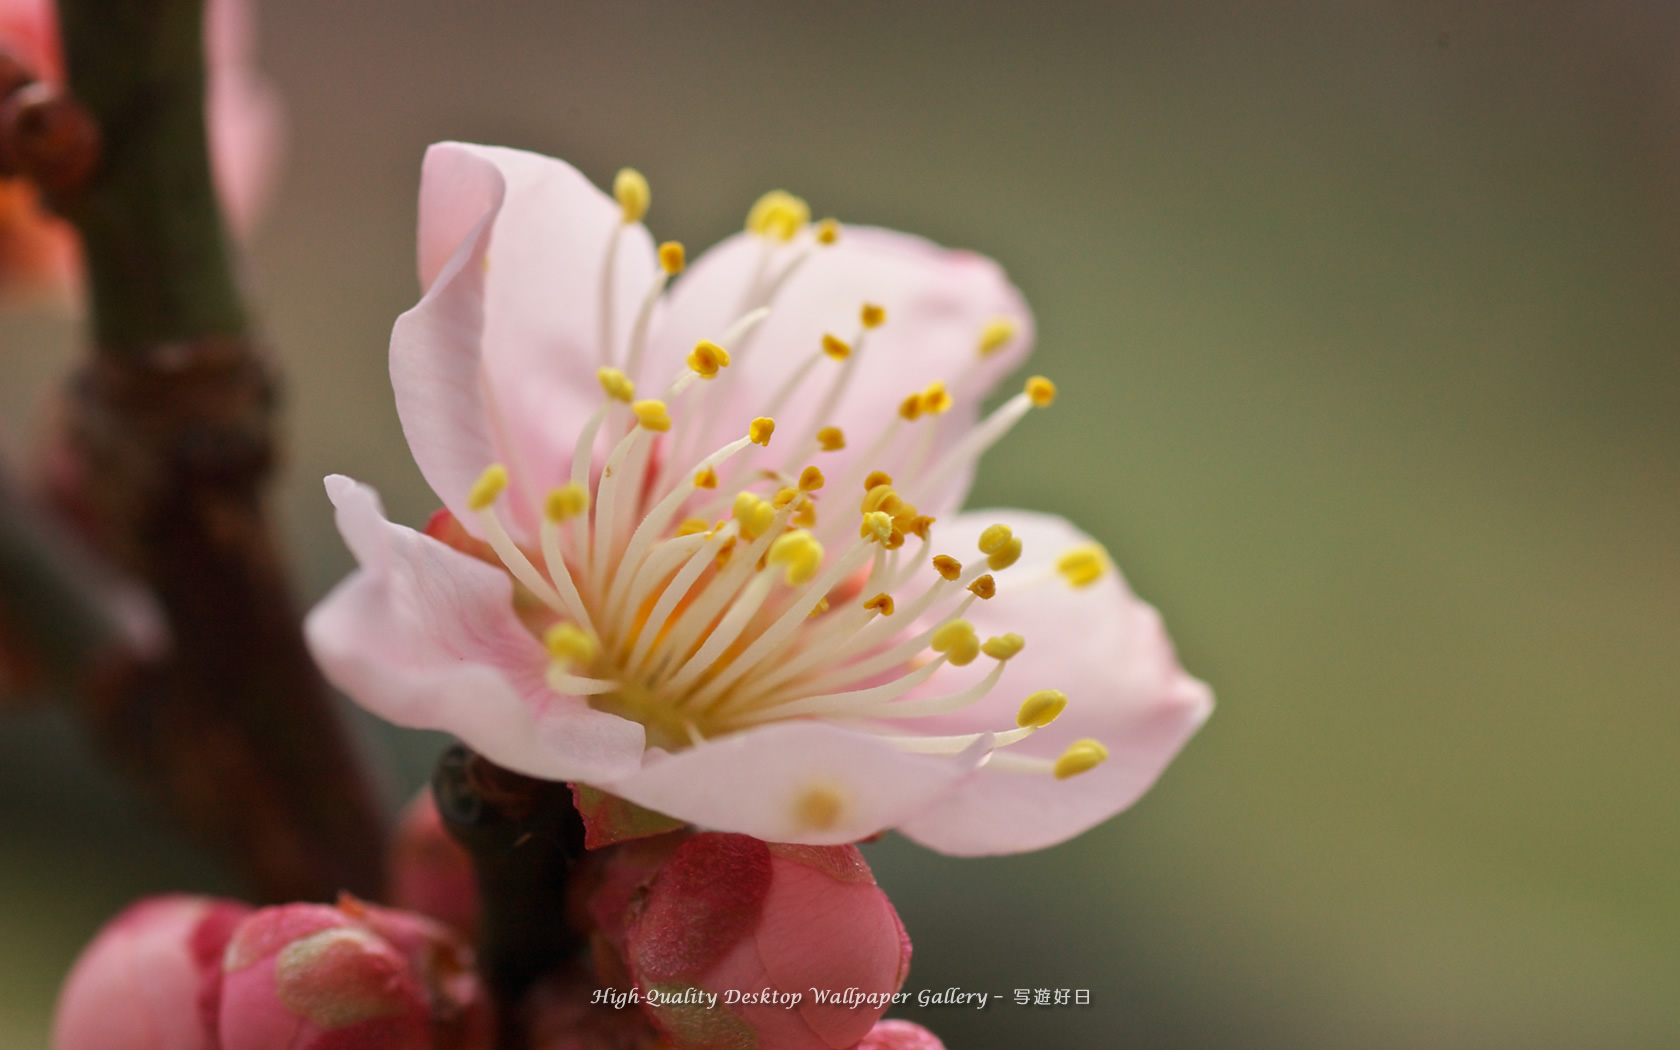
467,464,508,511
791,502,818,529
733,491,763,521
815,218,841,245
597,367,635,402
921,381,952,415
768,530,824,586
968,574,996,600
745,189,810,240
1056,544,1108,588
906,514,935,540
882,528,906,551
687,339,732,378
816,426,846,452
808,597,830,617
632,399,672,431
675,517,710,537
863,471,893,492
898,393,924,421
1053,739,1109,780
930,619,974,652
797,466,825,492
863,593,895,616
982,633,1025,661
714,535,738,567
977,524,1014,555
860,510,893,543
987,537,1023,571
1025,375,1057,407
890,501,919,532
733,493,775,541
861,484,903,517
978,317,1017,357
693,466,719,490
658,240,686,274
860,302,887,329
1016,689,1067,729
614,168,650,224
931,555,962,581
930,619,980,667
543,623,599,667
772,486,800,510
749,417,776,446
819,332,854,360
544,482,589,523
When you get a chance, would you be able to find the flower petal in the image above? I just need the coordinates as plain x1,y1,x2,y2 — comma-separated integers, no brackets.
397,143,659,539
305,475,645,782
647,225,1033,515
605,720,987,845
892,509,1212,854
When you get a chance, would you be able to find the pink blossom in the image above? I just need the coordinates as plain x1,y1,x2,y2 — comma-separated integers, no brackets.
580,832,909,1050
307,143,1212,853
0,0,283,301
52,894,251,1050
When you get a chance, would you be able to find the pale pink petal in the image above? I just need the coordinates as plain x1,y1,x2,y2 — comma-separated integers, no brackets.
205,0,285,239
892,509,1212,854
606,721,987,845
400,143,659,538
305,474,644,782
389,149,505,537
647,226,1033,515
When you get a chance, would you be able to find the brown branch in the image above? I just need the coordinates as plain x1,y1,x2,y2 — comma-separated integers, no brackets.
0,465,159,705
32,0,385,902
433,746,588,1050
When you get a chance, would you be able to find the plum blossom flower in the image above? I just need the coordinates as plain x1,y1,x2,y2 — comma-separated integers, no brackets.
307,142,1212,853
0,0,283,301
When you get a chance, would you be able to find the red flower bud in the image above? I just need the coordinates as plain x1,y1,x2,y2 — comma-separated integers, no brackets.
592,832,911,1050
52,894,252,1050
388,789,481,940
215,898,491,1050
218,903,432,1050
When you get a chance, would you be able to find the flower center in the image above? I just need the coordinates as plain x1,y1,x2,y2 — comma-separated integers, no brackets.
462,191,1107,777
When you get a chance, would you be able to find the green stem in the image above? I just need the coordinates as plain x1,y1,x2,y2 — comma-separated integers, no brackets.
56,0,244,351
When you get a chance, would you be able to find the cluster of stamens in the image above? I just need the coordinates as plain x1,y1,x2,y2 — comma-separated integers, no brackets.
462,174,1112,782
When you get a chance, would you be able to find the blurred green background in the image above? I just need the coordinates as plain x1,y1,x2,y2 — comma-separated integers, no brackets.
3,1,1678,1046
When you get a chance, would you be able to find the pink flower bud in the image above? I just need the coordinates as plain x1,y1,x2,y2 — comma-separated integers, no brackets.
388,788,480,939
610,833,911,1050
857,1019,947,1050
52,894,253,1050
217,898,491,1050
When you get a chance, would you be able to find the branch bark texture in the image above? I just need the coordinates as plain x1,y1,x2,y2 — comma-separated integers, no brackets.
44,0,384,902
